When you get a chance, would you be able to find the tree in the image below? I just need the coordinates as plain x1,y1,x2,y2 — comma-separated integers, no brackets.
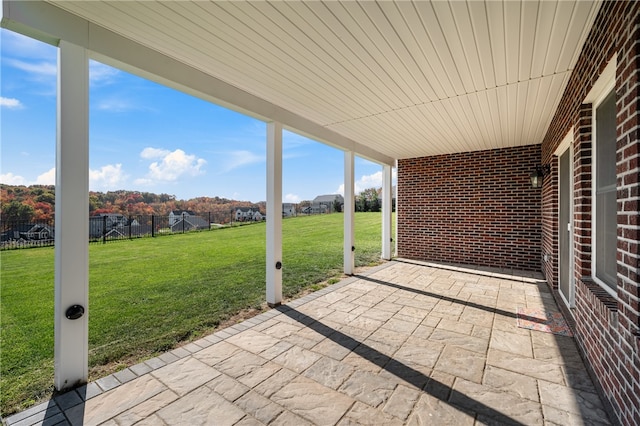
33,202,53,222
36,192,55,205
298,200,311,213
127,202,154,217
89,194,102,212
2,201,35,222
357,187,381,212
333,197,342,213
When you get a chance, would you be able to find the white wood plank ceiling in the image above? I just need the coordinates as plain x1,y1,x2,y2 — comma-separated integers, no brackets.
45,0,601,161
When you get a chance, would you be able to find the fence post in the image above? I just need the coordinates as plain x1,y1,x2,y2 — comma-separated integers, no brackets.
152,215,155,238
209,212,211,230
129,216,132,240
102,215,107,244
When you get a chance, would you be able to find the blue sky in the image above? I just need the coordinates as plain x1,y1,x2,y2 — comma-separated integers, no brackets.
1,29,392,203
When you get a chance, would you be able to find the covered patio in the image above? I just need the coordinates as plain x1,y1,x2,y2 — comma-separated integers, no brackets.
6,261,611,425
3,0,639,423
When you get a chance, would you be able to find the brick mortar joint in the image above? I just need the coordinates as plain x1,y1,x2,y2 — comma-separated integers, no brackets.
617,186,640,193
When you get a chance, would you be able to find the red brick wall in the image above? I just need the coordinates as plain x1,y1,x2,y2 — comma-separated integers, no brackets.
574,106,594,281
397,145,541,271
541,158,558,288
540,2,640,424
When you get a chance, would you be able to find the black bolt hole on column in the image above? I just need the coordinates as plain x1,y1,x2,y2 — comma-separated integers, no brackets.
275,261,282,270
65,304,85,320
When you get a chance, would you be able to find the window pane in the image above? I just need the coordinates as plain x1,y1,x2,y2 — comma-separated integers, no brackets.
596,92,617,187
596,189,617,286
595,90,617,290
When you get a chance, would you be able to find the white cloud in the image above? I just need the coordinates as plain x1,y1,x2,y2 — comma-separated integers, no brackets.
357,170,384,191
140,148,206,181
336,169,397,196
283,130,313,149
140,147,170,159
90,61,121,85
90,164,128,190
284,193,300,203
6,57,119,84
2,30,57,60
218,150,264,173
0,172,26,185
2,164,126,190
35,168,56,185
5,58,57,78
2,31,58,95
0,97,24,109
3,48,119,90
96,97,137,112
133,178,153,186
336,171,382,196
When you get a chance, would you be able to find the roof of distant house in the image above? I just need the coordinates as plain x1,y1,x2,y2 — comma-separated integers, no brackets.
171,216,209,229
313,194,344,203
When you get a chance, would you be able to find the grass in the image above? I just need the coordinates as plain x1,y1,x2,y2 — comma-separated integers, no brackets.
0,212,390,416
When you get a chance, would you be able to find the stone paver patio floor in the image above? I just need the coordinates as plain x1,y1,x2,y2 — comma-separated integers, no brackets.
6,260,612,425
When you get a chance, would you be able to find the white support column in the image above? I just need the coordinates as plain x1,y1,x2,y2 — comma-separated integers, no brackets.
266,121,283,306
382,164,393,260
394,160,398,257
54,40,89,391
344,151,355,275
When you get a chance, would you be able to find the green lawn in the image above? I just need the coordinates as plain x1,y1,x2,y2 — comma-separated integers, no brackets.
0,212,390,416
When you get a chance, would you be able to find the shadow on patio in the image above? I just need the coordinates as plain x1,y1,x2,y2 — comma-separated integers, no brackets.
6,260,612,425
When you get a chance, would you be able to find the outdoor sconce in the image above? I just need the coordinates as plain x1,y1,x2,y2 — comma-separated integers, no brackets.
530,164,550,188
65,304,85,320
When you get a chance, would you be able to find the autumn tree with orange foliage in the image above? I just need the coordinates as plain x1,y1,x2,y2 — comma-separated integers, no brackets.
1,184,265,225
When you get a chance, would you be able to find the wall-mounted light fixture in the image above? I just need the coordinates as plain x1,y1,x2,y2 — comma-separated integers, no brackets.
530,164,551,188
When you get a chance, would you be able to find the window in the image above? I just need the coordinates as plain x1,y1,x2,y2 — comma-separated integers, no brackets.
594,90,617,292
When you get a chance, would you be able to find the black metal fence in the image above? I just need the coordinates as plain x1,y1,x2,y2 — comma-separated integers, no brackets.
0,213,220,250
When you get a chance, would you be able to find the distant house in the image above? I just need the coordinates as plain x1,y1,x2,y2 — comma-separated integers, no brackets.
235,208,263,222
169,210,197,226
1,224,30,242
89,213,129,238
282,203,296,217
1,223,54,242
311,194,344,214
94,213,128,227
170,215,210,232
103,228,127,239
23,224,54,240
